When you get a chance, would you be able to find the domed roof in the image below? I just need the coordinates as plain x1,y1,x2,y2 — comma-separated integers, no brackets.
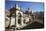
16,4,20,10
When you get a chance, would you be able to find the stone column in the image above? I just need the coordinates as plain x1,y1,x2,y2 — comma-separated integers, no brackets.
16,11,19,27
21,12,24,25
10,16,15,27
16,15,19,27
21,17,24,25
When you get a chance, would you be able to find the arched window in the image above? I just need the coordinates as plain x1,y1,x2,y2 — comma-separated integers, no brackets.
18,12,22,25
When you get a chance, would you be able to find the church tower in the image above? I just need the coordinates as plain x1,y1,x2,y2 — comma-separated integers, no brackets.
28,8,32,14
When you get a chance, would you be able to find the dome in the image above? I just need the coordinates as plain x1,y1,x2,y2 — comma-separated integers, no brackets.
16,4,20,10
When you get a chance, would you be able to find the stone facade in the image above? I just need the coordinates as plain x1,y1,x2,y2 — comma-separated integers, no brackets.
5,4,33,29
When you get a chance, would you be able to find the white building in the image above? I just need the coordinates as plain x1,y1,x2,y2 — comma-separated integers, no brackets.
10,4,24,29
5,4,33,29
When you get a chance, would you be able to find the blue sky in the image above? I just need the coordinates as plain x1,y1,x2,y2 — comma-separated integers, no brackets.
5,1,44,12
